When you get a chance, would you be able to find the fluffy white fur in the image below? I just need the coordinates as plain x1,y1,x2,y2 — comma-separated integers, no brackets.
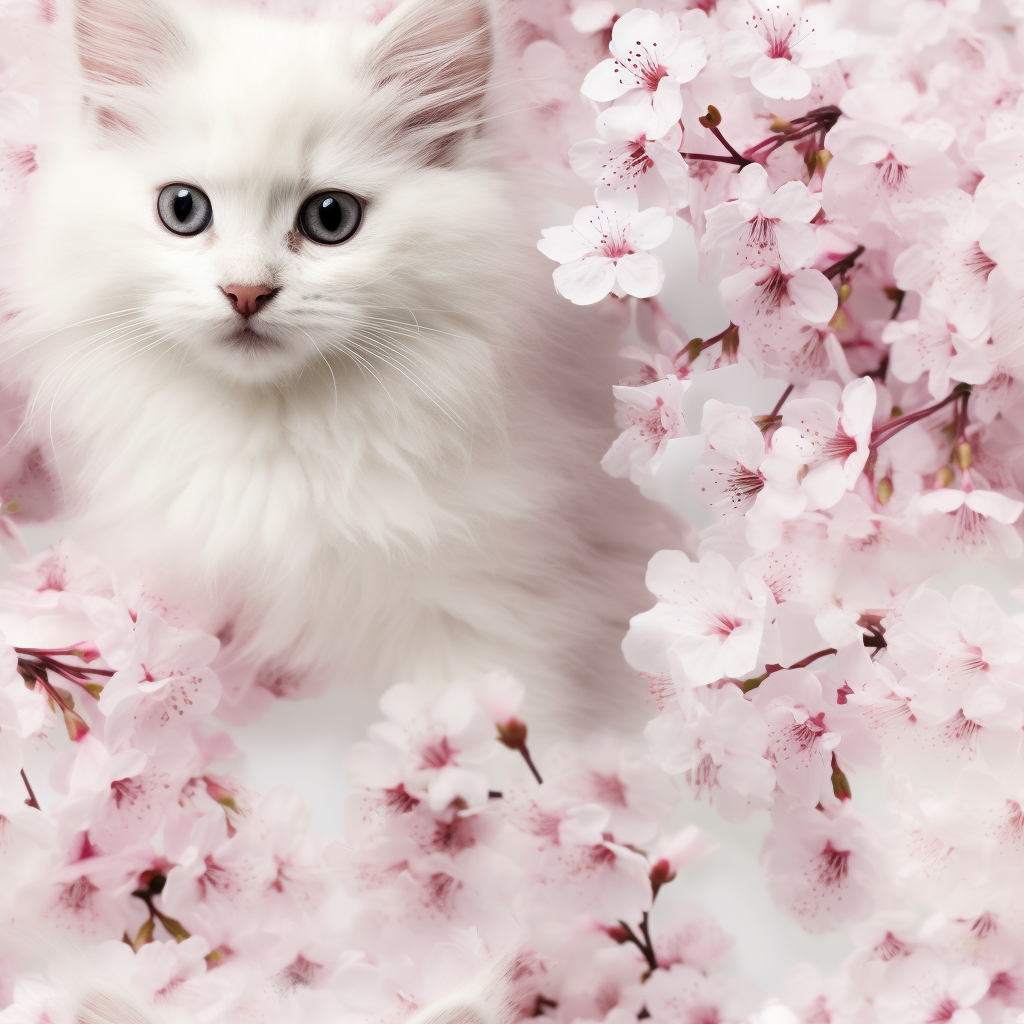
4,0,669,725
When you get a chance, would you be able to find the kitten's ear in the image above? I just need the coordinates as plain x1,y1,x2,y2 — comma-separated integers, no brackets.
363,0,494,163
74,0,190,88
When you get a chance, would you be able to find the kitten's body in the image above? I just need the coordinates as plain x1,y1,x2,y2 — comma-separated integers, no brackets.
3,0,667,724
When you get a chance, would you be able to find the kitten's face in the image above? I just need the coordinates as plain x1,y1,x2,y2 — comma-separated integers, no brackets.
22,0,498,386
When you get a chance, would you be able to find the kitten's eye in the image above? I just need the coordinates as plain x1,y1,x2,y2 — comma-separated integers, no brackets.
157,184,213,236
298,191,362,245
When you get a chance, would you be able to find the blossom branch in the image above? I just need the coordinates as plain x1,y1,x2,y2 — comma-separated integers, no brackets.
742,632,886,693
20,768,40,810
742,105,842,161
822,246,865,282
870,384,971,449
615,914,659,975
756,384,795,432
681,106,754,167
131,871,191,945
686,323,739,363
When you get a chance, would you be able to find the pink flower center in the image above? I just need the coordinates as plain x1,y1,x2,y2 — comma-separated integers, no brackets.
420,735,456,769
618,41,669,91
590,771,629,806
724,467,765,511
816,841,850,887
758,267,790,310
820,427,859,461
964,243,997,281
929,998,961,1024
877,157,909,194
746,215,779,256
875,931,911,961
708,611,742,638
786,709,827,751
690,752,720,793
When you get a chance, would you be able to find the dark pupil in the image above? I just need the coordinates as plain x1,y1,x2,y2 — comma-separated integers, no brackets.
173,189,193,222
319,197,342,233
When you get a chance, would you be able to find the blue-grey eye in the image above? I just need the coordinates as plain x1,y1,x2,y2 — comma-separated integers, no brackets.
157,183,212,236
298,191,361,245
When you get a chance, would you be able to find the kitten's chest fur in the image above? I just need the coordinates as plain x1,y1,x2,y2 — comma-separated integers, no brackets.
27,316,658,725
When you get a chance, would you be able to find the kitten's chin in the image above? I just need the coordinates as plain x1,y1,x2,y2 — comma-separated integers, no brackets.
190,327,309,386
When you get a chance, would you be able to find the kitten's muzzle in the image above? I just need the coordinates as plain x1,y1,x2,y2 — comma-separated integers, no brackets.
220,283,279,319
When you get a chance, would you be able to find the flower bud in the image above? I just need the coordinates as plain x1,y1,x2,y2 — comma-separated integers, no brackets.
687,337,704,363
721,324,740,358
63,706,89,741
837,283,851,306
497,718,528,750
957,442,973,470
876,476,893,505
770,116,792,133
935,465,955,488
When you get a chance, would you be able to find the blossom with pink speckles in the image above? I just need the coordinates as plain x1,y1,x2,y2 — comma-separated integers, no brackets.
582,9,707,134
538,191,673,304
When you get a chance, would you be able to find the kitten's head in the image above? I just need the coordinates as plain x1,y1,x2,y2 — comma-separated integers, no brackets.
18,0,510,386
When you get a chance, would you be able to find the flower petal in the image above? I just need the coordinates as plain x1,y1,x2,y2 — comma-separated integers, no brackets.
553,257,617,305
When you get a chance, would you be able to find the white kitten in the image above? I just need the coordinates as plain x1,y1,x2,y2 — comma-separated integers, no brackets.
3,0,670,726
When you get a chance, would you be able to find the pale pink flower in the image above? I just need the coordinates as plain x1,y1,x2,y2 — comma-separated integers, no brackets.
624,549,771,689
703,162,820,272
644,962,759,1024
545,737,677,845
914,482,1024,558
762,806,885,933
750,669,878,806
873,954,989,1024
92,603,221,751
886,585,1024,724
602,376,689,484
581,9,708,135
519,800,654,921
824,82,957,222
883,305,966,401
719,0,855,101
691,400,805,549
721,264,838,359
646,685,776,821
569,105,688,208
538,192,673,304
345,682,496,813
768,377,877,511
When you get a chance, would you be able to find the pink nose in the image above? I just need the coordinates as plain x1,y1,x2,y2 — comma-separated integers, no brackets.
220,283,277,319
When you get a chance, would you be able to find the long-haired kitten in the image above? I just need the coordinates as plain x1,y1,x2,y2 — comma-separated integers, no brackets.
1,0,670,725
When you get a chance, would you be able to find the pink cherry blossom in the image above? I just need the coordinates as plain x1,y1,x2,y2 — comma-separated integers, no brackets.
703,163,820,272
768,377,877,511
749,669,877,806
602,376,689,484
914,481,1024,558
762,806,885,933
721,264,839,361
886,586,1024,724
646,684,776,820
719,0,855,101
623,549,771,689
569,106,689,208
581,9,707,135
538,191,673,304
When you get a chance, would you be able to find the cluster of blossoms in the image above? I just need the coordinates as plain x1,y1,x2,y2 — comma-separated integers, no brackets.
5,1,1024,1024
538,0,1024,1016
0,541,742,1024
